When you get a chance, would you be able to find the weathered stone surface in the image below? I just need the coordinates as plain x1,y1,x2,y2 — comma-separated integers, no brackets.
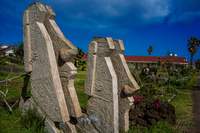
161,114,169,119
23,10,32,73
76,114,100,133
129,112,137,120
130,101,176,128
167,102,175,114
23,2,69,122
137,118,148,126
148,118,156,125
44,5,82,118
145,111,161,121
159,103,168,114
85,37,119,133
110,39,140,131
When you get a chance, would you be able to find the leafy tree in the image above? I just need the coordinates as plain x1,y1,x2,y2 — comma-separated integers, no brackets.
196,59,200,70
187,37,200,69
73,47,85,67
79,59,87,71
165,57,173,87
157,56,162,70
13,41,24,59
147,45,154,56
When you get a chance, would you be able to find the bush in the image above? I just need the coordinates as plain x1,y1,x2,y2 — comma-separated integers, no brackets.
19,107,46,132
180,68,191,75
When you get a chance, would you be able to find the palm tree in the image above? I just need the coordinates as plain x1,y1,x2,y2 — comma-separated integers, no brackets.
187,37,200,69
148,45,154,56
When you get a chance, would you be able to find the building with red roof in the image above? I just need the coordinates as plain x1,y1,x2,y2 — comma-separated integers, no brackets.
83,53,189,71
0,44,15,57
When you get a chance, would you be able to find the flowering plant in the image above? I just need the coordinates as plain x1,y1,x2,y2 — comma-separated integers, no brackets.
133,95,160,111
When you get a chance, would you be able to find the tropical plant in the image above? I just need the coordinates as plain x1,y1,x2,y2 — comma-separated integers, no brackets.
165,57,173,87
19,107,46,132
187,37,200,69
157,56,162,69
148,45,154,56
79,59,87,71
73,47,85,67
196,59,200,70
13,41,24,60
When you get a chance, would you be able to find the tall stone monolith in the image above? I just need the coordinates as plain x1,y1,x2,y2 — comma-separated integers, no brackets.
84,37,119,133
44,5,82,118
110,39,140,131
23,2,77,132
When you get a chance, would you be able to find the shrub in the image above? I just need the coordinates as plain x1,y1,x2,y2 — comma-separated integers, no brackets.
133,95,160,111
180,68,191,75
19,107,46,132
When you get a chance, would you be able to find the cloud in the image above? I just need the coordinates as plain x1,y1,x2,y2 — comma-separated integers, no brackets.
49,0,171,34
1,0,200,35
168,0,200,24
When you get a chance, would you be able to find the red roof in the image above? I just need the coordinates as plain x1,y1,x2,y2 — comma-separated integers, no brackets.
0,44,15,52
83,54,189,64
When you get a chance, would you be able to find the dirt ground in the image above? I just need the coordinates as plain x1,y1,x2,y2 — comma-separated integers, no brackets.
177,74,200,133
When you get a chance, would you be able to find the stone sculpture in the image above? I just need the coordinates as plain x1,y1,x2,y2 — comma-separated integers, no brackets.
110,39,140,131
44,5,82,118
22,2,140,133
84,37,119,133
23,2,78,132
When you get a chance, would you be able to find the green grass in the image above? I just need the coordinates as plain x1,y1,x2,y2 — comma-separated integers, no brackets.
180,120,197,127
19,107,46,133
170,71,199,131
0,107,32,133
171,71,199,120
0,68,199,132
171,92,193,120
0,68,88,132
124,121,178,133
74,69,88,108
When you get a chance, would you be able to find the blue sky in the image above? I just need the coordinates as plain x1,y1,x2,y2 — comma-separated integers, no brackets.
0,0,200,62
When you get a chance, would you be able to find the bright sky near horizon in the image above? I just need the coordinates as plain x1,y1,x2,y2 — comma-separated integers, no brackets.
0,0,200,62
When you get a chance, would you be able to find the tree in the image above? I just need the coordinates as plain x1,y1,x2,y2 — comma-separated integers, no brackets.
157,56,162,70
196,59,200,70
147,45,153,56
187,37,200,69
73,47,85,67
79,59,87,71
13,41,24,60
